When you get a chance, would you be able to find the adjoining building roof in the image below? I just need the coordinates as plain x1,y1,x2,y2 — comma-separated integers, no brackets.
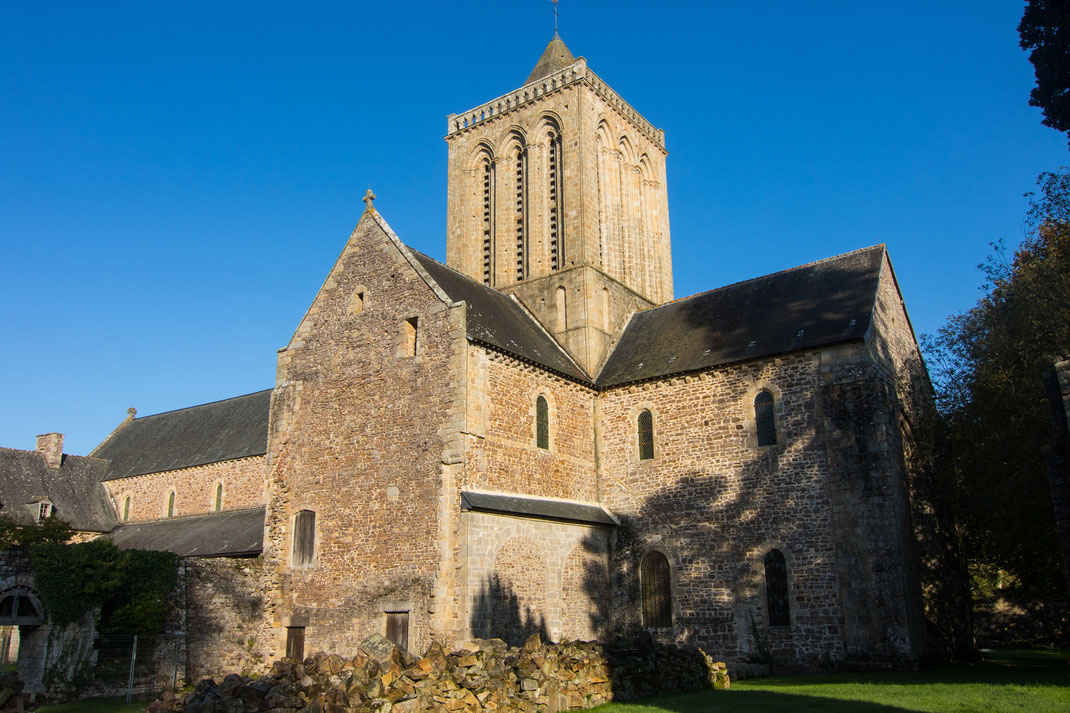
93,389,271,481
0,448,116,532
461,490,617,527
108,507,265,557
597,246,886,387
410,251,588,380
525,32,576,85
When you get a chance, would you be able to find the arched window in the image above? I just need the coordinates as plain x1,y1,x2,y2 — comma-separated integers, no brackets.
536,395,549,450
638,410,654,460
764,549,790,626
166,491,175,518
755,390,776,446
123,496,130,522
556,286,567,331
641,551,672,628
293,510,317,567
215,483,223,511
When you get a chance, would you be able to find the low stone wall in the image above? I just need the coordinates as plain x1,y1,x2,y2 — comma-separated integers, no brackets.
164,634,729,713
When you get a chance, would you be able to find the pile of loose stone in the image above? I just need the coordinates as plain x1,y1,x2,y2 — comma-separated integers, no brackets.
163,634,729,713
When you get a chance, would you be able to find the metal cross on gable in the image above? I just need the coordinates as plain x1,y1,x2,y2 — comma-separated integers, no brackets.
551,0,559,33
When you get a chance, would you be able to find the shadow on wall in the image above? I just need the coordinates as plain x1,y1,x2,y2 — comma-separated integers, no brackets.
469,574,548,647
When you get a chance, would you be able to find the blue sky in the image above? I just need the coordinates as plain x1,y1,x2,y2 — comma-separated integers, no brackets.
1,2,1063,455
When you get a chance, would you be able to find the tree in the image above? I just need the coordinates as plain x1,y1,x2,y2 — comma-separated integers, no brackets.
1020,1,1070,145
926,169,1070,598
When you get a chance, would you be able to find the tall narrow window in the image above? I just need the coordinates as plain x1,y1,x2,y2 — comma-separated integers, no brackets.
536,395,549,450
215,483,224,511
285,626,305,661
601,287,610,331
403,317,418,357
764,549,790,626
548,130,562,272
556,286,567,331
123,496,130,522
755,390,776,446
514,146,526,280
37,502,51,521
166,491,175,518
385,611,410,651
641,551,672,628
482,157,495,286
293,509,316,567
638,410,654,460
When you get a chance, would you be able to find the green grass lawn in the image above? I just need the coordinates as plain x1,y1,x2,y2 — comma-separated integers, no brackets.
593,649,1070,713
38,649,1070,713
39,698,146,713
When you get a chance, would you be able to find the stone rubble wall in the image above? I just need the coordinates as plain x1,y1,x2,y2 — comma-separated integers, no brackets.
165,634,728,713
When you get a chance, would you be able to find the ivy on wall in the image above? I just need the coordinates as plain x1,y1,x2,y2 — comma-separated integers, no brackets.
12,526,181,634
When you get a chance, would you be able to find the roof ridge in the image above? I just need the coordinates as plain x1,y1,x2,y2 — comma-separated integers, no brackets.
132,388,272,421
659,244,886,309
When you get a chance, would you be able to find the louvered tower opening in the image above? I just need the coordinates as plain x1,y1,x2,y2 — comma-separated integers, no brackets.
515,147,526,280
482,159,494,286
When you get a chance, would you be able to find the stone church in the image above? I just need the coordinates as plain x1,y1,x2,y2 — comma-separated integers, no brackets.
4,35,947,676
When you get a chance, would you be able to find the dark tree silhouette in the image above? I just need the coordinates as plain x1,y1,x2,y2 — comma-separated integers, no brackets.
1020,1,1070,145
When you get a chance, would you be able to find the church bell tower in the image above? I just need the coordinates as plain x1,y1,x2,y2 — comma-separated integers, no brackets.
445,34,672,374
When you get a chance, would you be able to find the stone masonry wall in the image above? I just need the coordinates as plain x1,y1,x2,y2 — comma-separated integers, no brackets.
102,456,266,522
184,557,271,681
597,351,846,665
462,511,611,645
463,347,597,501
261,211,467,662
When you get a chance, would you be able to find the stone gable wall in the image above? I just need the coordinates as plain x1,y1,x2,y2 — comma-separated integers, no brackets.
101,456,265,522
261,214,467,664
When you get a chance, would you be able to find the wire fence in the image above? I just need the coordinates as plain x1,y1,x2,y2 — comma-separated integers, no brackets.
3,630,183,702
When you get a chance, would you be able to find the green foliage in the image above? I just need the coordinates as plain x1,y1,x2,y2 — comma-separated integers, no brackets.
925,169,1070,598
1020,1,1070,145
28,539,179,634
99,549,179,635
29,540,124,627
0,515,75,548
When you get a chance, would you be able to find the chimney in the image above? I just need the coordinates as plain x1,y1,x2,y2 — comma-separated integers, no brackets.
36,433,64,469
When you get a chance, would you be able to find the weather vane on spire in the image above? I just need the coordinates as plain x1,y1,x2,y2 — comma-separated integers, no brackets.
551,0,559,33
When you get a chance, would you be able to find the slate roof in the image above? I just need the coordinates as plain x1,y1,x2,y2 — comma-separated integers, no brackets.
597,246,886,387
525,33,576,85
0,448,116,532
93,389,271,481
108,507,265,557
461,490,617,527
410,251,587,380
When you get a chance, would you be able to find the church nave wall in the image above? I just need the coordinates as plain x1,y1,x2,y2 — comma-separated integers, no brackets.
596,352,846,664
103,455,265,522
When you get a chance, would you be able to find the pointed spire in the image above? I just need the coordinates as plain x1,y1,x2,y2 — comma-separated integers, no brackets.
525,32,575,85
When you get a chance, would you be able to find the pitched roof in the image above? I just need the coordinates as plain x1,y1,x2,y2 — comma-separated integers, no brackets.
410,251,588,380
108,507,265,557
461,490,617,527
597,246,886,387
93,389,271,481
0,448,116,532
525,33,576,85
